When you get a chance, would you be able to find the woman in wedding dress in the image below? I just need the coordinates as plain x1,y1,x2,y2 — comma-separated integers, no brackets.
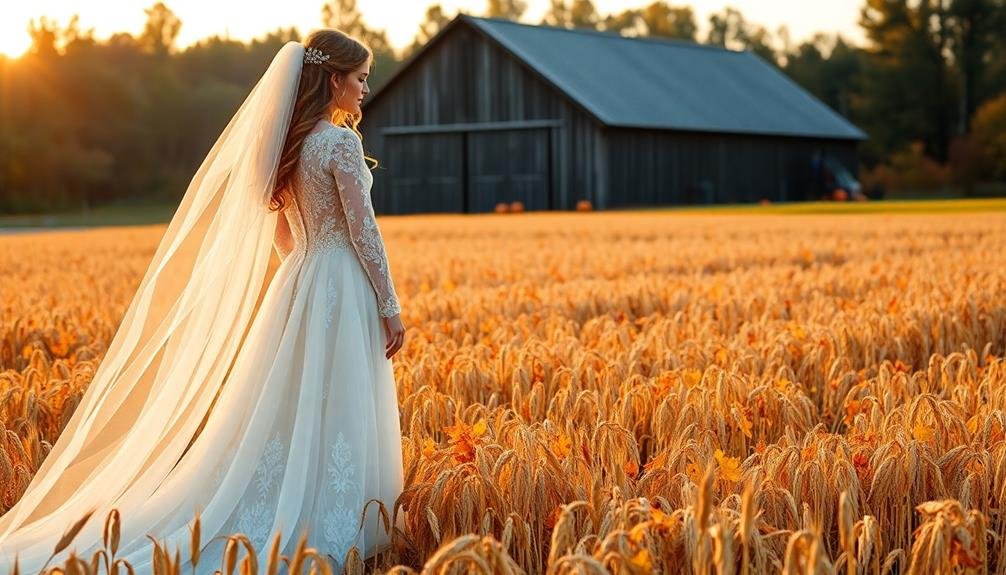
0,30,406,573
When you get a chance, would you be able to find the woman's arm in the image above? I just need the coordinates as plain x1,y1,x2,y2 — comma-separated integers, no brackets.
328,130,401,318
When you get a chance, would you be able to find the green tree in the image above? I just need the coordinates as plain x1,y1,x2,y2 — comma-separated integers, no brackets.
946,0,1002,134
858,0,955,162
783,33,864,119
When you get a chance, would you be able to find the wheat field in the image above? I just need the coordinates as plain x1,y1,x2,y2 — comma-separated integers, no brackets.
1,210,1004,574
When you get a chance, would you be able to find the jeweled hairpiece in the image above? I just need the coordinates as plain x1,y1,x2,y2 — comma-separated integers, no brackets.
304,46,330,65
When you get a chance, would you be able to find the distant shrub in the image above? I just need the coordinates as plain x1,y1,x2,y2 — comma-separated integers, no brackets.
576,200,593,211
859,141,950,194
494,202,509,213
509,201,524,213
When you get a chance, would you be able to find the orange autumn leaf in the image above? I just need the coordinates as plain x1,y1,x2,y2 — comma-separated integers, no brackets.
714,449,741,482
852,452,871,482
653,372,675,397
683,369,702,388
686,462,702,483
422,438,437,458
734,401,753,438
715,348,728,364
629,548,652,571
844,399,866,426
472,418,487,437
624,459,639,479
443,417,488,464
643,449,669,474
550,431,571,459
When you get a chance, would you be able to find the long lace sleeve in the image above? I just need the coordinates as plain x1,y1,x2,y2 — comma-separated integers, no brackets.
327,129,401,318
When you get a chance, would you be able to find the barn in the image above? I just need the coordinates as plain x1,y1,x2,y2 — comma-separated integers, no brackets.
359,15,867,214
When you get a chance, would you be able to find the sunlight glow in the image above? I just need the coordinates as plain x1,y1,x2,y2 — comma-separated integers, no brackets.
0,6,36,58
0,0,865,60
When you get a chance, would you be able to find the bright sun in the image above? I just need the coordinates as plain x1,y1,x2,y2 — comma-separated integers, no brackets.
0,10,34,59
0,36,32,59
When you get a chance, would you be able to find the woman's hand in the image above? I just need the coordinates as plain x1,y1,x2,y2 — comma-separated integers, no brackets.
382,313,405,359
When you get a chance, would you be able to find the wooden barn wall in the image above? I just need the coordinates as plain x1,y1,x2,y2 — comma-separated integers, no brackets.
361,25,602,213
604,129,859,206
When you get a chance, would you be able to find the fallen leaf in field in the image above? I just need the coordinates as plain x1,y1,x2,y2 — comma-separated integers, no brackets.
629,548,652,571
715,348,728,364
643,450,669,474
422,438,437,458
624,460,639,479
686,462,702,483
444,418,488,464
472,418,487,437
653,372,675,397
844,399,866,426
714,449,741,482
550,431,571,459
852,452,870,482
734,401,753,438
683,369,702,388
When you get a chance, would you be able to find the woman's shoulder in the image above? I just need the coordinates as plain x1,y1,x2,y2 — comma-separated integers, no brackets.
321,124,363,151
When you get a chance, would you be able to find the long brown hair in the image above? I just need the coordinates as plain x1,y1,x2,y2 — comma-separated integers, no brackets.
270,29,376,212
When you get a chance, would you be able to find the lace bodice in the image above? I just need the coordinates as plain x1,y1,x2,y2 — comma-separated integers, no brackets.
282,120,401,318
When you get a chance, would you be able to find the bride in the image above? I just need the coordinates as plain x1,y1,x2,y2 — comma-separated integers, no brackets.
0,29,407,573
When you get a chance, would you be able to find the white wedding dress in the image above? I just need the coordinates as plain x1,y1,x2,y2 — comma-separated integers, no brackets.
0,118,406,573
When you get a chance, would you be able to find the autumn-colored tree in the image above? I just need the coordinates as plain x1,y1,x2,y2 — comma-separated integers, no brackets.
541,0,600,29
321,0,400,91
485,0,527,20
139,2,182,57
403,4,453,60
602,2,696,41
705,7,777,65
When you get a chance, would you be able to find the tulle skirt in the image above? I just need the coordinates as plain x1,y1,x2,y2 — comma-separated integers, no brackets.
0,243,406,573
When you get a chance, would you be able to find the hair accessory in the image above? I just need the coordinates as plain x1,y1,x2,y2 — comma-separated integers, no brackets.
304,46,330,65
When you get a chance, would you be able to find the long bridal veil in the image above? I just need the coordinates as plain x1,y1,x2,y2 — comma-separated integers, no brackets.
0,40,307,562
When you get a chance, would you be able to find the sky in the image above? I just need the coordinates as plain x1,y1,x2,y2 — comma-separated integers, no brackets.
0,1,867,59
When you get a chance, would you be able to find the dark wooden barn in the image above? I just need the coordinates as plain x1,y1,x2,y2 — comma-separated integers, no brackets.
360,15,867,214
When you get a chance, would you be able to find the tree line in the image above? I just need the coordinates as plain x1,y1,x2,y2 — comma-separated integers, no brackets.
1,0,1004,213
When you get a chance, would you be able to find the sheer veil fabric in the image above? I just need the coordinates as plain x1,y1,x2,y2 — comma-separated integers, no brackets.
0,41,405,573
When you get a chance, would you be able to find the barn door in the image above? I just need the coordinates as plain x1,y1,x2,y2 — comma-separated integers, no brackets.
383,133,464,213
467,129,550,212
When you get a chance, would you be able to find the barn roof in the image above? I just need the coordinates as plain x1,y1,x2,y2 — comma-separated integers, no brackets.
467,16,865,140
368,15,866,141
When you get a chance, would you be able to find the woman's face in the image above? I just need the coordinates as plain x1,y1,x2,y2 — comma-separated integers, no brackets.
331,56,372,115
